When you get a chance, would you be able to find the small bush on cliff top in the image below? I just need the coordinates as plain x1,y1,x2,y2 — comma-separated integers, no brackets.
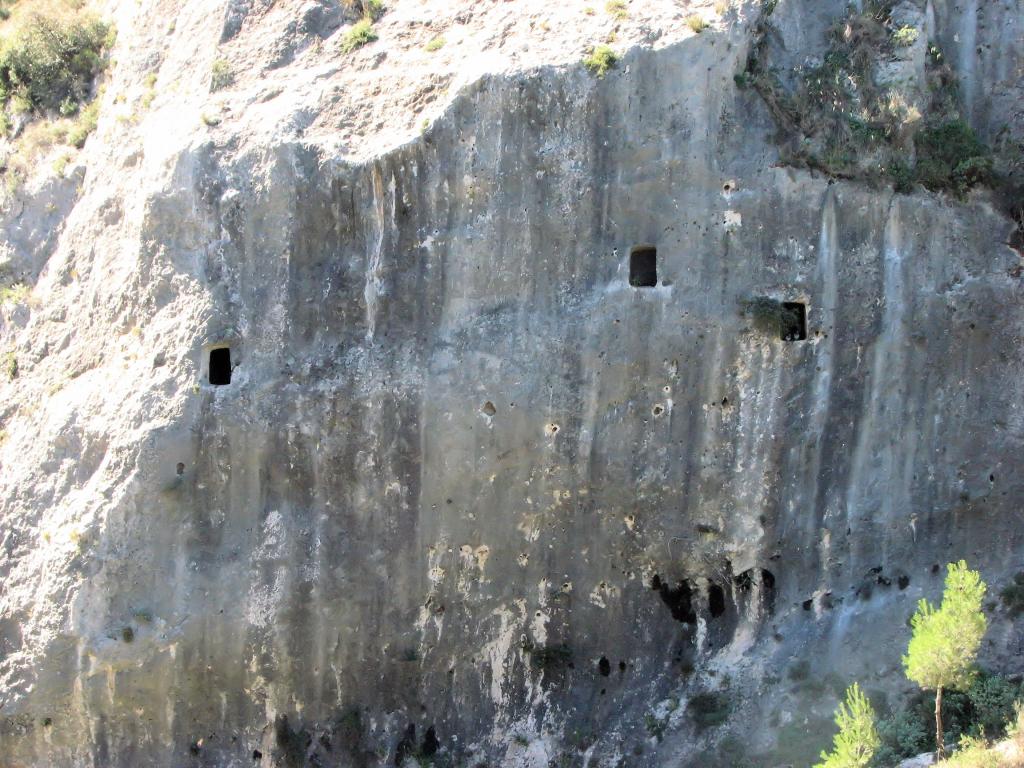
687,15,709,33
914,120,992,195
583,45,618,78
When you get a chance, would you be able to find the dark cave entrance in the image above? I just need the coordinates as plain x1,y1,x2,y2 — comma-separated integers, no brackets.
708,584,726,618
651,574,696,624
209,347,232,385
629,246,658,287
781,302,807,341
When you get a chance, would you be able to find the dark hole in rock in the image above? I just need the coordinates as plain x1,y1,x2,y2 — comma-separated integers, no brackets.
43,717,52,727
598,656,611,677
931,563,941,574
652,574,696,623
421,726,439,757
121,627,134,643
734,571,752,591
176,462,185,476
761,569,776,611
708,584,726,617
898,574,910,590
802,598,813,611
482,401,496,417
252,750,262,760
395,724,417,767
601,688,606,695
619,660,627,673
190,742,201,755
209,347,232,385
629,246,658,287
781,302,807,341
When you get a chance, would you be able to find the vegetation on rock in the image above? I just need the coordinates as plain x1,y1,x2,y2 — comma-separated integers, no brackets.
583,45,618,78
738,0,1018,210
903,561,988,760
0,11,110,114
686,15,709,33
209,59,234,92
340,18,377,54
0,2,113,195
816,683,880,768
999,572,1024,616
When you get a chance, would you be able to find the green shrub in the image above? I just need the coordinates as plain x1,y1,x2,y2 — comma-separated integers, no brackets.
892,26,919,47
424,36,444,52
67,96,100,147
952,155,993,189
872,672,1021,766
816,683,879,768
874,706,930,766
583,45,618,78
4,350,17,380
966,671,1022,739
0,282,28,304
1000,572,1024,616
0,13,110,113
605,0,628,20
890,159,916,193
209,58,234,91
914,120,991,195
688,691,730,731
340,19,377,53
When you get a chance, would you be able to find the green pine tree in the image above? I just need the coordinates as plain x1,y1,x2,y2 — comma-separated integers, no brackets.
815,682,880,768
903,560,987,760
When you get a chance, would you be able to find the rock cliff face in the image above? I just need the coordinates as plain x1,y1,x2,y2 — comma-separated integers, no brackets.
0,0,1021,766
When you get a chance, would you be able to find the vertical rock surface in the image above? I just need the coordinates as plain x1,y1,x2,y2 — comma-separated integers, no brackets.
0,0,1021,766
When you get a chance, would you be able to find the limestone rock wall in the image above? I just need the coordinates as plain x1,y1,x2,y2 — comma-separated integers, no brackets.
0,1,1021,766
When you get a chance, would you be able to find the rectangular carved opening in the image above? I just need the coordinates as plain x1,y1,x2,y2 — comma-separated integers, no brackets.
781,302,807,341
629,246,658,287
209,347,232,385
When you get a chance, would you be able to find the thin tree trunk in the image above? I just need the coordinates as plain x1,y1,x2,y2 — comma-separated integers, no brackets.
935,685,945,760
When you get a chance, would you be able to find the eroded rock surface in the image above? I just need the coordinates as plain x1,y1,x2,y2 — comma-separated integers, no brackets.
0,0,1021,766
